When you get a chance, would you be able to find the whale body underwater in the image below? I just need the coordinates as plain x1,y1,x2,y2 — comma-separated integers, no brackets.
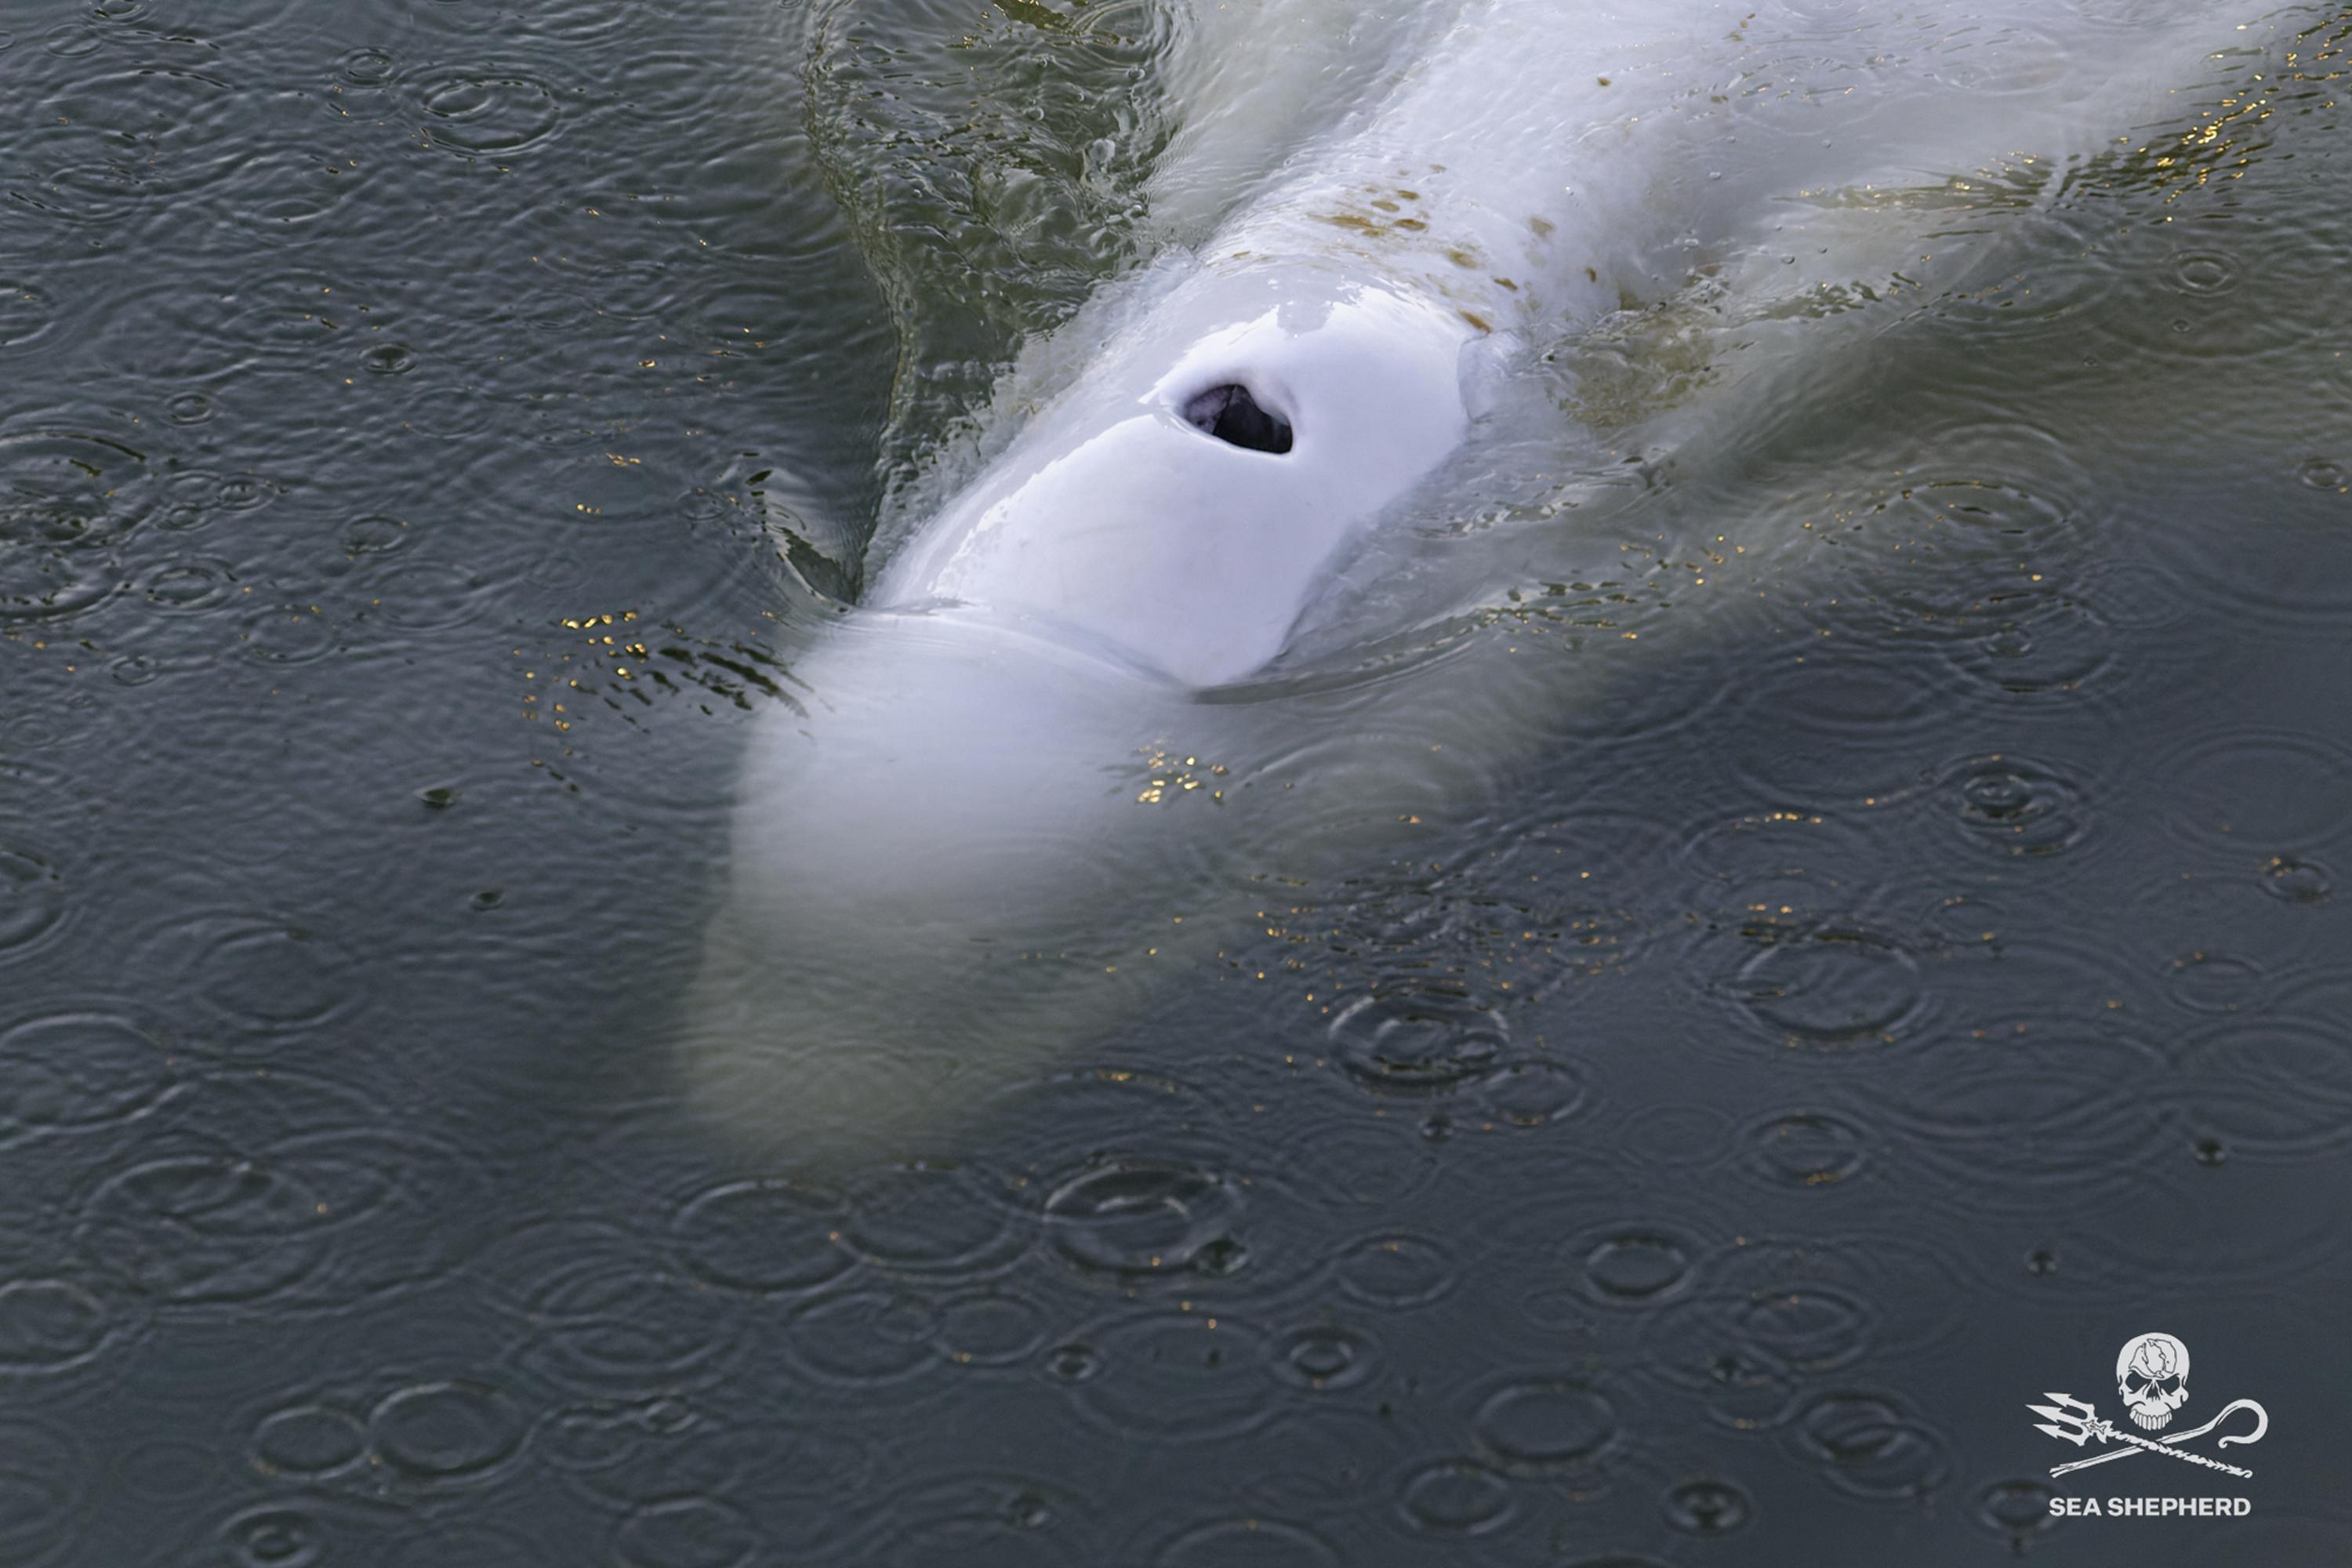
679,0,2304,1162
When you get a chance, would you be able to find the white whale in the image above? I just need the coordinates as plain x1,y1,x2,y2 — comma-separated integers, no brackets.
680,0,2303,1163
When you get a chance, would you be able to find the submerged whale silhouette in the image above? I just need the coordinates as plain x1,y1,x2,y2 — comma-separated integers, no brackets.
681,0,2299,1162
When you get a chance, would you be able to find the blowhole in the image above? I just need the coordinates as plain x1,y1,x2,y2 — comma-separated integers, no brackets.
1183,383,1293,454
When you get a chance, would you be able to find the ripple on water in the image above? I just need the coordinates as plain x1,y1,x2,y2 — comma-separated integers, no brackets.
0,840,65,959
1856,454,2096,623
0,278,56,357
1043,1157,1247,1281
859,1471,1097,1568
2161,949,2270,1014
129,907,366,1047
1326,989,1510,1097
506,1223,751,1394
2178,1014,2352,1160
669,1178,856,1296
1783,1390,1951,1504
13,67,240,230
1472,1374,1622,1473
522,1260,743,1401
1725,648,1949,783
533,1398,736,1509
2296,454,2347,492
2153,726,2352,859
1330,1232,1459,1310
2045,1174,2336,1307
1923,16,2073,95
1742,1106,1875,1192
1874,1028,2174,1210
1613,1102,1737,1174
335,45,399,86
220,1504,330,1568
1948,593,2119,703
1151,1515,1340,1568
933,1290,1048,1368
140,557,239,614
1975,1479,2063,1552
1639,1234,1969,1426
536,0,643,42
85,266,354,385
2092,226,2328,370
1279,1115,1443,1213
229,600,339,665
1748,420,2123,712
1940,750,2092,857
1562,1225,1700,1308
0,430,151,622
341,513,408,555
1700,919,1930,1052
74,1148,329,1305
983,1062,1223,1169
612,1497,762,1568
2259,855,2333,906
841,1162,1028,1279
359,341,420,378
1663,1477,1754,1536
360,555,503,633
1064,1311,1278,1444
0,543,115,624
201,142,372,242
2078,547,2198,634
0,1276,115,1374
74,1074,495,1312
1468,1056,1592,1129
1676,808,1882,901
251,1402,368,1478
783,1288,942,1390
160,466,284,532
370,1379,528,1483
404,63,568,156
1395,1457,1515,1536
1265,1319,1377,1393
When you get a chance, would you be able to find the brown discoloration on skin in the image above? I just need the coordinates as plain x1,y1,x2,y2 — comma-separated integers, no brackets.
1529,216,1555,239
1393,217,1428,231
1446,248,1479,268
1460,310,1493,333
1585,265,1599,283
1494,278,1519,292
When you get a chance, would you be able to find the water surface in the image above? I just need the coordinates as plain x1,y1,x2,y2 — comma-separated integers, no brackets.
4,1,2351,1563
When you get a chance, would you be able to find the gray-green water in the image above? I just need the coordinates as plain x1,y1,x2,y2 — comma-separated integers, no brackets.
3,1,2350,1563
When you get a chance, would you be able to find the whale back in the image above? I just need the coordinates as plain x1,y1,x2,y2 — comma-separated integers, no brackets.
684,0,2317,1163
864,0,2292,687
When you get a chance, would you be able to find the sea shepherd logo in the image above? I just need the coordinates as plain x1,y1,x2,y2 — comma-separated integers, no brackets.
2031,1333,2269,1519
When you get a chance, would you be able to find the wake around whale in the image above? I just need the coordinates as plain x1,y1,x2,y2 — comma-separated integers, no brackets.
680,0,2306,1163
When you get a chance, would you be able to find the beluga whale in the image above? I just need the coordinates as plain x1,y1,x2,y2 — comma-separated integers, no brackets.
679,0,2307,1163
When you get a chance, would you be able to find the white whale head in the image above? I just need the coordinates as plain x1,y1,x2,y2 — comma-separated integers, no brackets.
681,0,2303,1165
871,263,1486,687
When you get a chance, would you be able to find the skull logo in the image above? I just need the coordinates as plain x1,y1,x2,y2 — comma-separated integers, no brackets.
2116,1332,2191,1431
